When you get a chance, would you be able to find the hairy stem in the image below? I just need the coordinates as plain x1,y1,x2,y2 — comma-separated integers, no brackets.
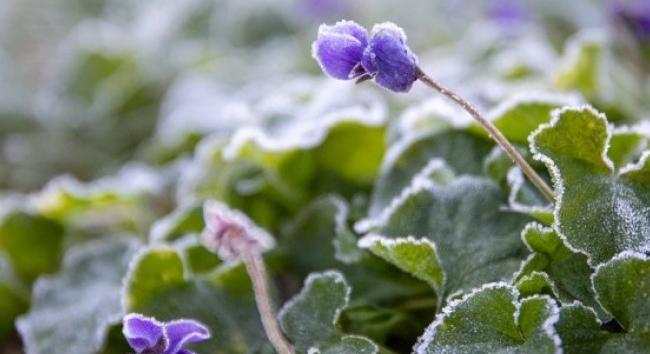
243,252,294,354
415,66,555,203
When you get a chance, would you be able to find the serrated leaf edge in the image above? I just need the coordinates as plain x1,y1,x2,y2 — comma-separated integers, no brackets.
528,104,614,266
413,282,562,354
358,234,446,293
355,158,448,233
589,250,649,322
17,237,140,354
278,270,350,330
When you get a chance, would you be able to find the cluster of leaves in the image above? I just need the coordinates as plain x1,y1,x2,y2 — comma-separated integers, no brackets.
2,0,650,353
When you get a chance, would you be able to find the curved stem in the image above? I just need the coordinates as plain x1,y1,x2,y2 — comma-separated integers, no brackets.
243,252,294,354
415,66,555,203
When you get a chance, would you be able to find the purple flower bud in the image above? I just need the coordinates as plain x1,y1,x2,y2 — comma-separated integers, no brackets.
312,20,369,80
123,314,210,354
312,20,419,93
201,200,275,261
361,22,419,92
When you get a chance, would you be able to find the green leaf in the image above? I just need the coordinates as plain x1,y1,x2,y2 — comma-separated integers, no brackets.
279,271,378,354
530,106,650,264
365,176,530,297
552,33,646,122
608,128,649,170
505,168,553,224
367,130,491,218
34,168,162,236
149,201,204,242
123,246,273,353
175,236,222,275
0,253,28,340
554,35,602,99
283,196,431,304
514,271,558,298
483,147,513,183
554,303,612,354
358,235,445,294
516,223,605,318
16,237,140,354
554,253,650,353
180,115,387,230
0,211,64,283
471,94,579,144
592,252,650,331
414,283,560,354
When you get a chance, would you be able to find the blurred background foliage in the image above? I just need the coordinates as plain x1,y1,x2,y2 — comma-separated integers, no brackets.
0,0,649,353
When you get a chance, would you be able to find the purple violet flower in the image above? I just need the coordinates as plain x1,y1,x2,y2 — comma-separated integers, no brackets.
312,20,419,92
123,313,210,354
610,0,650,42
488,0,530,28
201,200,275,261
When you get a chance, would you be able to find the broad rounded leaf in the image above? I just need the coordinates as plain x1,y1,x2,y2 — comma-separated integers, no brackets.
17,237,140,354
358,235,445,294
592,252,650,331
516,223,605,318
279,271,378,354
367,176,530,297
414,283,560,354
530,106,650,264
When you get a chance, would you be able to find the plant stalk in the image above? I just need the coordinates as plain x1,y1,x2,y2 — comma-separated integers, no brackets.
415,66,555,203
243,252,294,354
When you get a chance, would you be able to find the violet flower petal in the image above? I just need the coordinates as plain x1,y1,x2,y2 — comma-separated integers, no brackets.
361,22,419,93
163,319,211,354
123,313,167,353
312,20,369,79
611,0,650,41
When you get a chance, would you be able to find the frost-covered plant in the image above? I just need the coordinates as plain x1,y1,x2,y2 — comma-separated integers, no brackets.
2,2,650,354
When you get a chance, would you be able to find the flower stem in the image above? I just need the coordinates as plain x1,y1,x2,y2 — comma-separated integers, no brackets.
243,252,294,354
415,66,555,203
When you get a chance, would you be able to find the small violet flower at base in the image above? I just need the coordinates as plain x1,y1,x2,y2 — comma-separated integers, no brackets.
312,20,418,93
123,313,210,354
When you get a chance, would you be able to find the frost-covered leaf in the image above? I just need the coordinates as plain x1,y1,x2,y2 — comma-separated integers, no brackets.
555,253,650,353
553,32,646,122
123,246,272,353
283,196,430,303
414,283,560,354
367,176,530,297
483,146,513,182
367,130,491,217
33,165,163,236
554,34,602,100
592,252,650,332
358,235,445,294
530,106,650,264
149,201,204,242
608,126,650,169
472,93,580,144
554,303,611,354
0,210,64,283
514,271,558,298
16,237,140,354
279,271,378,354
505,168,553,224
179,115,387,229
516,223,604,318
